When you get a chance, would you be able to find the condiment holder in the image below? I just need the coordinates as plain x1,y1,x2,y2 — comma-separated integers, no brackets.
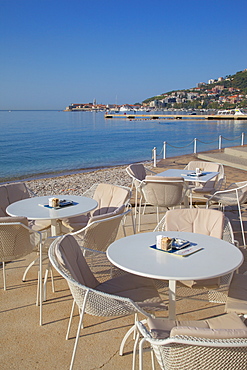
48,197,60,208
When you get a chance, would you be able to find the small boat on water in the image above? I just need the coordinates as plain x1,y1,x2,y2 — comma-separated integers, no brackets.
119,104,135,112
217,108,246,115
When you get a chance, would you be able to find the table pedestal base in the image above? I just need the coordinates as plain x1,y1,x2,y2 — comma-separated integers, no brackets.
169,280,176,320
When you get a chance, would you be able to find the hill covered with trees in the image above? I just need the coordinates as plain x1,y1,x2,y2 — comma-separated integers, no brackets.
143,69,247,110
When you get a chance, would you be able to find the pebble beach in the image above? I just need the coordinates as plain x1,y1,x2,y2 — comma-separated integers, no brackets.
25,162,153,196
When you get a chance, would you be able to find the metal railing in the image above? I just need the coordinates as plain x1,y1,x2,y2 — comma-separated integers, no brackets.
152,132,245,167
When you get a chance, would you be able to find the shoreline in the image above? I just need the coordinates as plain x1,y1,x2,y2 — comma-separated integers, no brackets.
0,159,152,185
3,145,246,196
15,161,154,197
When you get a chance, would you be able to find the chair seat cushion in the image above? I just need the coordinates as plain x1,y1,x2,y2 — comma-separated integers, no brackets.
207,311,247,329
170,326,247,339
147,312,247,339
147,317,209,339
97,273,163,304
226,274,247,314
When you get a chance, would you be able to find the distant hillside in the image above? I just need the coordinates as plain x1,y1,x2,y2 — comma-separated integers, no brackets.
143,69,247,109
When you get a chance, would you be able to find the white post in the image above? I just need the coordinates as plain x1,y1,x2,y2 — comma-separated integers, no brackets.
163,141,167,159
241,132,245,146
219,135,222,150
153,147,157,167
193,138,197,154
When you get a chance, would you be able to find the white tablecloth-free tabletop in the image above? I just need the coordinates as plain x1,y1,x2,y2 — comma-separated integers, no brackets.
107,231,243,319
157,169,219,183
6,194,97,326
7,195,98,235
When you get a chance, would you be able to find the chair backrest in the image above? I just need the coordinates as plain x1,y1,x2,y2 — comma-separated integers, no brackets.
222,216,235,244
72,208,130,253
164,208,224,239
54,234,99,288
0,216,33,262
5,182,30,203
215,163,225,191
0,186,9,216
126,164,146,182
141,176,185,208
0,182,30,216
185,160,220,173
92,183,130,216
185,161,224,192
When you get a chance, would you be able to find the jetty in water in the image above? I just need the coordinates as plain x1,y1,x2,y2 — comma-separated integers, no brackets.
105,113,247,120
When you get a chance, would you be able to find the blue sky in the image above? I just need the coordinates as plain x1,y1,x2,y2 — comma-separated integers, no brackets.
0,0,247,110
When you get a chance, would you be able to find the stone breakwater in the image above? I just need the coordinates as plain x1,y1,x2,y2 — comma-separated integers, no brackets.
26,163,153,196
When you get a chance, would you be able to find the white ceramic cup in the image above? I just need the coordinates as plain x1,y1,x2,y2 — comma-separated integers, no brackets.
196,167,200,175
48,198,54,207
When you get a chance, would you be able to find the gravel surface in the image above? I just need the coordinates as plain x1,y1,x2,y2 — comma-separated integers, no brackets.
25,162,154,196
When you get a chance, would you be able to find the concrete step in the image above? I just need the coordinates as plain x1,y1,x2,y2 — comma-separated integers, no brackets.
224,146,247,159
197,152,247,171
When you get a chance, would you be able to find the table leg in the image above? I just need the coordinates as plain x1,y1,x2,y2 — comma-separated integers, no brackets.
51,219,58,236
39,239,42,325
169,280,176,320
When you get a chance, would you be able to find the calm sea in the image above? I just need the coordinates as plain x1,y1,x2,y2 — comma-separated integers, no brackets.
1,110,247,182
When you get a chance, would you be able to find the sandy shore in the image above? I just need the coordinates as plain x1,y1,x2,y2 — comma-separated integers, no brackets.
25,162,154,196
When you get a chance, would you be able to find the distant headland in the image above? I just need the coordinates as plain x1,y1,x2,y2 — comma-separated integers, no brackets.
65,68,247,112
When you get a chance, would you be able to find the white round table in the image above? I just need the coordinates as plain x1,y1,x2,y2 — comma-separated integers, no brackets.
6,194,97,326
6,195,98,235
107,231,243,319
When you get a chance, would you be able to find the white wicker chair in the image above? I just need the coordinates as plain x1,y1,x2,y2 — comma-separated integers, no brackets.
0,216,43,325
43,206,134,301
126,163,157,218
206,181,247,246
136,314,247,370
1,183,55,289
0,182,51,231
48,234,167,370
184,161,225,204
153,208,239,303
137,176,186,232
71,208,132,256
61,183,135,233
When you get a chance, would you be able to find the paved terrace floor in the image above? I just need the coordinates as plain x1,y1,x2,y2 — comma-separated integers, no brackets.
1,152,247,370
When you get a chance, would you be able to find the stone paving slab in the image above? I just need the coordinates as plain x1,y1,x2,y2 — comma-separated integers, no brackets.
225,146,247,158
197,145,247,171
